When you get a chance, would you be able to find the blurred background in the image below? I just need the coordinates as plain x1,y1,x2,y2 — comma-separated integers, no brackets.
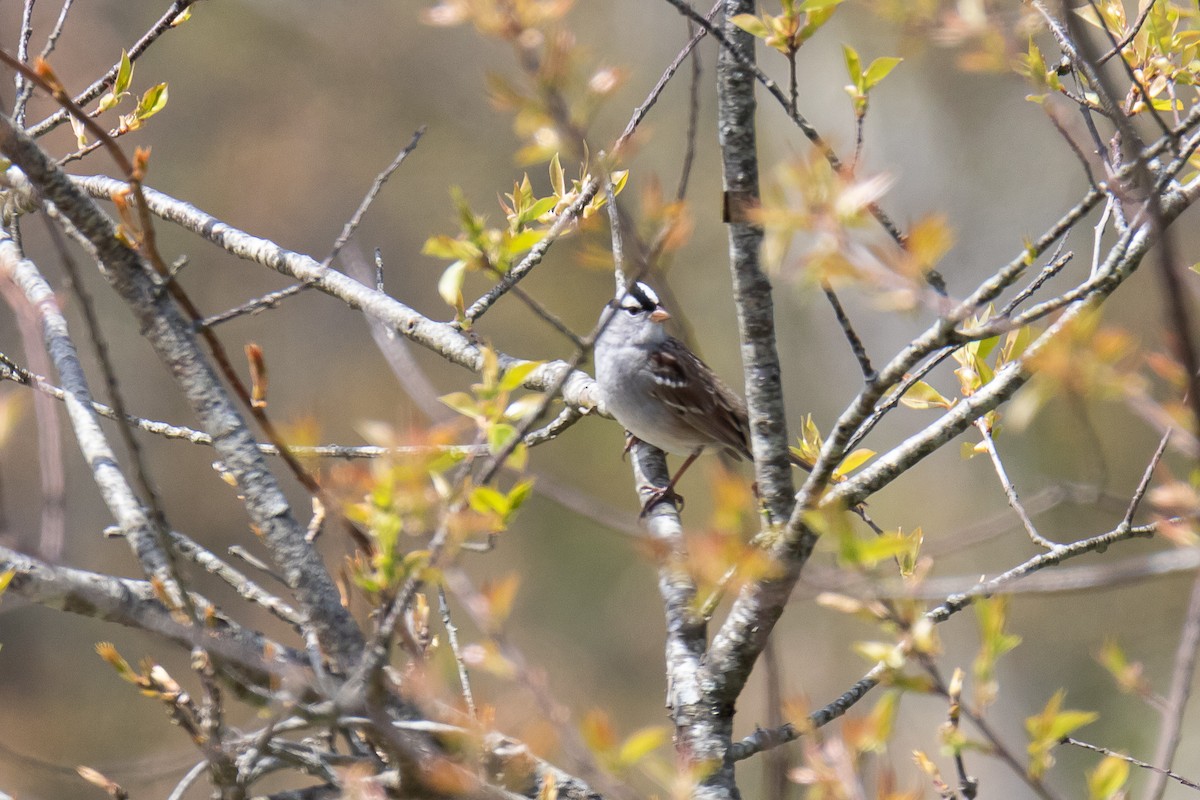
0,0,1196,797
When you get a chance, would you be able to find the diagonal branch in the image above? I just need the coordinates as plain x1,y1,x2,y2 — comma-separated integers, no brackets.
44,173,603,415
0,114,366,670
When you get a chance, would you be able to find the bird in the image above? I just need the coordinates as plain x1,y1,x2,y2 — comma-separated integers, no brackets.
593,281,805,513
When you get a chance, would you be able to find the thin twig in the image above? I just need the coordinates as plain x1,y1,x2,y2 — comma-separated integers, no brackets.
0,350,482,458
438,586,477,721
1062,737,1200,791
731,514,1160,761
613,0,720,156
323,127,426,268
1145,564,1200,799
158,528,304,629
199,282,311,329
999,250,1072,316
461,179,600,324
676,15,703,201
26,0,199,138
13,0,37,127
823,283,875,381
165,760,208,800
977,423,1057,549
36,0,77,63
1095,0,1157,66
1122,430,1170,528
659,0,910,251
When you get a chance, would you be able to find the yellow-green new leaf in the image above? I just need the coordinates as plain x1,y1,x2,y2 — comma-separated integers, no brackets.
856,690,899,753
617,725,669,767
504,394,545,421
1087,755,1129,800
487,422,520,457
499,360,543,392
506,228,544,255
843,44,863,88
437,260,469,310
730,13,770,39
1026,690,1098,778
901,380,953,410
114,50,134,96
864,56,902,88
549,153,565,199
135,83,168,120
834,447,875,478
469,486,509,517
440,391,480,420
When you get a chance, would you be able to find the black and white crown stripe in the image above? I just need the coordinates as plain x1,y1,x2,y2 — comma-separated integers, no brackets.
617,281,661,312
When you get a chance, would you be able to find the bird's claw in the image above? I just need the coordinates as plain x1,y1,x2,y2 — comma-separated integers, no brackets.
639,484,684,518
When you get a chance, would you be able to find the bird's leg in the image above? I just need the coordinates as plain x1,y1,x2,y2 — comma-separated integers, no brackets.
622,431,640,462
640,448,702,517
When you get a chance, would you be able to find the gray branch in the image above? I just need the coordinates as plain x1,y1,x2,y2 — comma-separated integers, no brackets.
716,0,795,526
0,542,307,679
0,114,365,670
54,173,603,415
0,232,185,603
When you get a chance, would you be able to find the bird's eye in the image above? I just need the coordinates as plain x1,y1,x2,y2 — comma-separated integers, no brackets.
623,306,638,315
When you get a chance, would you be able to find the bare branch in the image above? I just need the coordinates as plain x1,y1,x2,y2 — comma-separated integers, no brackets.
977,423,1057,549
1146,567,1200,799
1063,737,1200,792
0,114,366,669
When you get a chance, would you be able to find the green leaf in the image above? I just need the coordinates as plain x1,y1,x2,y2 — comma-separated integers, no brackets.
1026,690,1098,777
863,56,902,88
505,228,545,255
499,360,543,392
525,195,558,222
610,169,629,196
437,260,469,309
440,391,479,419
135,83,168,120
1042,708,1099,742
900,380,953,410
504,394,545,420
506,480,534,517
1087,755,1129,800
853,531,918,566
616,726,668,766
835,447,874,477
114,50,134,96
842,44,862,86
469,486,509,517
730,13,769,38
69,114,89,148
798,0,844,9
487,422,520,457
549,152,565,198
422,234,479,261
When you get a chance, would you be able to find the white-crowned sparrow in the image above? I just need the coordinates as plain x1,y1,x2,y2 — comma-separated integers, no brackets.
594,281,802,511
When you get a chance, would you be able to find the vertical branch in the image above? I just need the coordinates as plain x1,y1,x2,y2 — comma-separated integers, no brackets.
1146,572,1200,800
716,0,794,523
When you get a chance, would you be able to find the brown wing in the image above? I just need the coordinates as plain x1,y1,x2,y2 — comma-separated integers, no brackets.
647,338,752,459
